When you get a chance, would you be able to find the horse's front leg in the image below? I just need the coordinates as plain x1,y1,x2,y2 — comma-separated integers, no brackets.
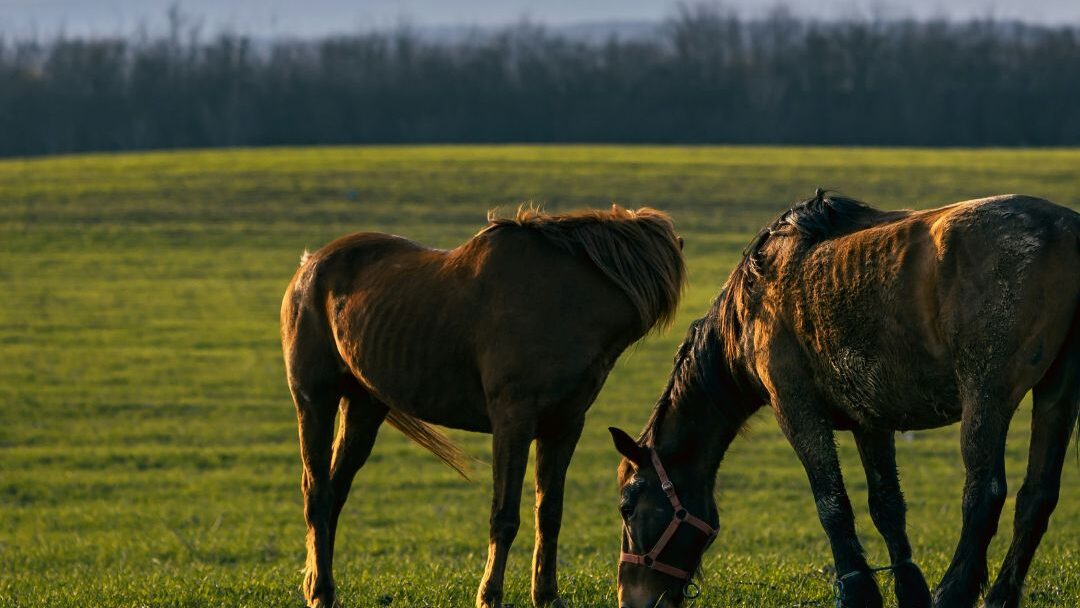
933,388,1015,608
778,407,882,608
476,414,535,608
853,428,931,608
530,415,585,607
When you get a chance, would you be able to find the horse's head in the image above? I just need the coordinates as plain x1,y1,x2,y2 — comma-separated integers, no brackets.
610,427,718,608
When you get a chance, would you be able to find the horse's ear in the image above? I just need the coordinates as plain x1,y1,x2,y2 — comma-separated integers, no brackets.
609,427,647,468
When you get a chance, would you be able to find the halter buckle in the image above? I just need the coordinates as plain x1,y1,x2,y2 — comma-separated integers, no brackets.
682,582,702,599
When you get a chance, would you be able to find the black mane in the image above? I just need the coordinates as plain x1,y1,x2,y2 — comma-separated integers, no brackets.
740,189,886,282
716,190,894,361
641,318,712,443
641,190,892,444
640,313,751,445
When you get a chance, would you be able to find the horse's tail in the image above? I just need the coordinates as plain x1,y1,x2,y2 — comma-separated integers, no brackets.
385,409,472,479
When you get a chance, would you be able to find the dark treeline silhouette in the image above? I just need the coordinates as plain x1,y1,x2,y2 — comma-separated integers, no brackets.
3,4,1080,156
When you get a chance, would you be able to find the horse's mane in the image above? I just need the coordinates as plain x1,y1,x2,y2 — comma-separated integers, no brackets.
482,205,686,332
640,317,726,444
641,190,892,441
717,189,892,361
736,189,887,286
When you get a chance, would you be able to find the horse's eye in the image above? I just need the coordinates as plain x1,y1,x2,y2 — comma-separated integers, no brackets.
620,503,634,520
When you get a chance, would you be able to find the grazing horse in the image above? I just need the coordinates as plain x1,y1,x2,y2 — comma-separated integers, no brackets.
610,192,1080,608
281,205,685,608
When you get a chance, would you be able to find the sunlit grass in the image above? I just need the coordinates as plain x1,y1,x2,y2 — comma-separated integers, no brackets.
1,146,1078,606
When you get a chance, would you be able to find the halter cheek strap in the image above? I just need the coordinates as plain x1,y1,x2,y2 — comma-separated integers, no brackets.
620,449,719,580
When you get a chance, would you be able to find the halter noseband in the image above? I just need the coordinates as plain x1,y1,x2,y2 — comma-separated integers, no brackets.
620,449,719,580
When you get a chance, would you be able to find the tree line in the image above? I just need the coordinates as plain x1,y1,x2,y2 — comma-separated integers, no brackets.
2,4,1080,157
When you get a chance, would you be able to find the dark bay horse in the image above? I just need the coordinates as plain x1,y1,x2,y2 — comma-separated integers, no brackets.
610,192,1080,608
281,206,685,608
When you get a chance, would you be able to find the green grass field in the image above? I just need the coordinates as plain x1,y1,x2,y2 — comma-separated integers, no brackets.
2,146,1079,607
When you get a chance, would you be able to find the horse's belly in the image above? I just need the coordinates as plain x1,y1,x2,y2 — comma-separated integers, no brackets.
347,340,491,432
388,394,492,433
875,386,962,430
822,348,961,430
364,375,492,433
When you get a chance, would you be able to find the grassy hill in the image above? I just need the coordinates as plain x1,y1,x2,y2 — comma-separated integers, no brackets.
2,146,1078,606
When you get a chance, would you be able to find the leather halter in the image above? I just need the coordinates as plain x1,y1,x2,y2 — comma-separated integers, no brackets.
620,449,719,580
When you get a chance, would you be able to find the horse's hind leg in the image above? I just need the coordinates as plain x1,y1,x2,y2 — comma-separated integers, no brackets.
530,415,585,608
291,375,341,608
933,385,1017,608
985,343,1080,607
284,276,348,607
328,377,389,557
853,429,931,608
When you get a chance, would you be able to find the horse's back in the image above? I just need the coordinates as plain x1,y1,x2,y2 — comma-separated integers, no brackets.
775,194,1080,429
930,195,1080,396
927,195,1080,333
284,231,427,309
282,230,434,350
286,226,644,431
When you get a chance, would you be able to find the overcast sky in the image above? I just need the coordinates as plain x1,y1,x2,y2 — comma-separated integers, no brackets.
3,0,1079,36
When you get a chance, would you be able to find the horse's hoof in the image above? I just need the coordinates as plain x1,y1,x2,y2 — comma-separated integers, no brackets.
302,567,337,608
836,570,884,608
895,563,932,608
979,592,1013,608
304,589,337,608
932,586,979,608
532,590,566,607
982,580,1021,608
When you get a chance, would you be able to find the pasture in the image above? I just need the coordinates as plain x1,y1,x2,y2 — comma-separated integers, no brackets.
1,146,1078,607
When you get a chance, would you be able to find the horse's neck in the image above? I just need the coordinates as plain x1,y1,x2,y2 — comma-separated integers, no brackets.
651,323,760,476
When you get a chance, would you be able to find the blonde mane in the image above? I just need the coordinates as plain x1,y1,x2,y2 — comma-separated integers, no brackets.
483,204,686,332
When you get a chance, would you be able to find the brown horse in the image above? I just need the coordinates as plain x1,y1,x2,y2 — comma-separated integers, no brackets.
610,192,1080,608
281,205,685,608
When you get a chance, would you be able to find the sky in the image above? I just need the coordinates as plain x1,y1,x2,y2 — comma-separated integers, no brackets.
2,0,1079,37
